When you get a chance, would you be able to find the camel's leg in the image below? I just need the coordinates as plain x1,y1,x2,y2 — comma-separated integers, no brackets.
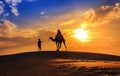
56,42,59,51
57,45,59,51
58,43,61,51
56,41,62,51
63,40,67,51
58,42,61,51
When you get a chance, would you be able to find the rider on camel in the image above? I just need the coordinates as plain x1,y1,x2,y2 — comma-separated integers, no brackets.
55,29,64,41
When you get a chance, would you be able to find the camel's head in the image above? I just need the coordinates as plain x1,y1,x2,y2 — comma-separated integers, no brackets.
49,37,53,40
49,37,55,41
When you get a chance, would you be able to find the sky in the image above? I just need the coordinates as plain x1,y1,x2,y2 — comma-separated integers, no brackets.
0,0,120,56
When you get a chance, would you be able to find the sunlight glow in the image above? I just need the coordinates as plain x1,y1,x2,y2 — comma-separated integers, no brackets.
72,24,89,42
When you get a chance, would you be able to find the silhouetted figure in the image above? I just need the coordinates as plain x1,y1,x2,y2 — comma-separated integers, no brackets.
38,39,42,51
49,29,67,51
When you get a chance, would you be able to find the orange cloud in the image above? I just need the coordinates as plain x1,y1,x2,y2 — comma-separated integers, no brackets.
85,3,120,26
0,20,38,38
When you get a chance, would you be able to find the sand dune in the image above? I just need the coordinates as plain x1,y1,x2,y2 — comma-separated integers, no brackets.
0,51,120,76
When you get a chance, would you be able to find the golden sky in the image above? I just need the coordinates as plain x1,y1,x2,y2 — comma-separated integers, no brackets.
0,2,120,56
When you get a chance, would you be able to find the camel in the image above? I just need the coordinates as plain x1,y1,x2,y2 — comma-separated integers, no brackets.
49,37,67,51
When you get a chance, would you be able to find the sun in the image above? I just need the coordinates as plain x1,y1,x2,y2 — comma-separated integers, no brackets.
72,28,89,42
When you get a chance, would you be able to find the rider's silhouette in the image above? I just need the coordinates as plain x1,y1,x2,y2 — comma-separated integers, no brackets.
55,30,64,41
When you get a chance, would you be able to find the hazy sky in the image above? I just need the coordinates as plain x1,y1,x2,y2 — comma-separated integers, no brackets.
0,0,120,55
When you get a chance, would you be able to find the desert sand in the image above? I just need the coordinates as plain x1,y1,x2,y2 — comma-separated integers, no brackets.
0,51,120,76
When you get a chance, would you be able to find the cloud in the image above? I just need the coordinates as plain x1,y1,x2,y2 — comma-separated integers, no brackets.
11,6,19,16
0,20,39,51
0,0,35,17
60,19,76,26
0,1,4,15
0,40,17,50
0,20,38,38
0,36,36,51
26,0,35,2
5,0,22,16
0,20,17,37
40,11,46,15
85,3,120,26
41,3,120,31
5,0,22,6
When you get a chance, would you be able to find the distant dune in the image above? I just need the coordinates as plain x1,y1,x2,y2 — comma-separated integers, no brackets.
0,51,120,76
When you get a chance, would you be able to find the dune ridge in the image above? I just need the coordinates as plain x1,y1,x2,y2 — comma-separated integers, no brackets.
0,51,120,76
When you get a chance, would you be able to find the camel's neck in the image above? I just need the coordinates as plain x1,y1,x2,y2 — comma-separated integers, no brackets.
50,38,56,41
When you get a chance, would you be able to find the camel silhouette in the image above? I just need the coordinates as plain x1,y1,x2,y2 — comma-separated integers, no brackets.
49,37,67,51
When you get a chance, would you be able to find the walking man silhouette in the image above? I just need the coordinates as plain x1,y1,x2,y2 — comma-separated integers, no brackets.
38,38,42,51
